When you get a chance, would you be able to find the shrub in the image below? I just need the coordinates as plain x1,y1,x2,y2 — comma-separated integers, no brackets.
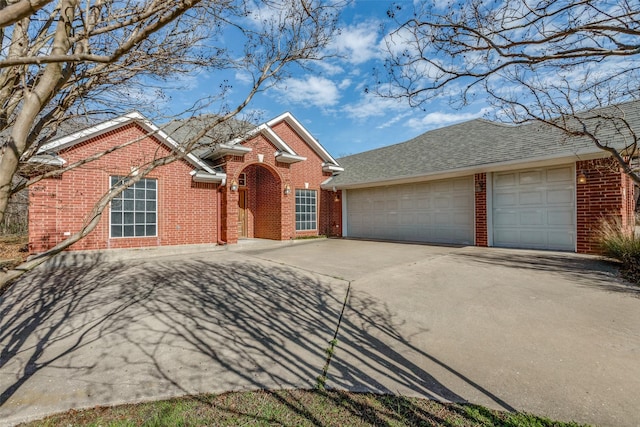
598,218,640,285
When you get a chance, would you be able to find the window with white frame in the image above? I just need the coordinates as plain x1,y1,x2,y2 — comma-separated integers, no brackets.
295,189,317,231
110,176,157,238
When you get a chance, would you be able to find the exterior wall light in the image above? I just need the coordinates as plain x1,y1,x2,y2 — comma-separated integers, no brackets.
577,171,587,184
475,181,485,192
334,192,340,202
284,184,291,195
230,179,239,192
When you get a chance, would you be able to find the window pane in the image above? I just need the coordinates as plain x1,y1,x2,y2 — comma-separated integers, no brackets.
135,225,145,236
295,189,316,231
110,177,157,238
111,225,122,237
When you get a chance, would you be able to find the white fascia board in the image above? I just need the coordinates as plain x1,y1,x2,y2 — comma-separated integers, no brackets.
201,143,252,159
322,150,609,190
322,163,344,172
226,123,297,156
39,111,215,175
275,152,306,163
192,170,227,185
267,112,341,167
28,154,67,166
38,112,145,153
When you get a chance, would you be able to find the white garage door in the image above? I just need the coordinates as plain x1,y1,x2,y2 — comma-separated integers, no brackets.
493,165,575,251
346,177,474,245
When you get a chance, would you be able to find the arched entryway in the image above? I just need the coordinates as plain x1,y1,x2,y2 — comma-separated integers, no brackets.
236,164,282,240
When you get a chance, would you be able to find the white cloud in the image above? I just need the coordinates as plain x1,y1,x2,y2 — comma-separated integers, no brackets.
275,76,341,107
333,21,383,65
342,94,407,120
338,79,352,90
406,108,491,130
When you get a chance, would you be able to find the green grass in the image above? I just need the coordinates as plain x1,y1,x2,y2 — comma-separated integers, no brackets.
22,390,588,427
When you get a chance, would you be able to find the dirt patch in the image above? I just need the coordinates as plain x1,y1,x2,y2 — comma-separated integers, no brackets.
0,234,29,268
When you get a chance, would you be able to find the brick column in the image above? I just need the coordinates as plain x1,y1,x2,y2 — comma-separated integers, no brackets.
474,173,488,246
576,158,631,254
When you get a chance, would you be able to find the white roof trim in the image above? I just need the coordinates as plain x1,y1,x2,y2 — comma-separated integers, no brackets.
267,112,341,167
38,111,216,175
275,152,306,164
322,163,344,172
192,170,227,185
201,143,252,160
323,149,609,190
28,154,67,167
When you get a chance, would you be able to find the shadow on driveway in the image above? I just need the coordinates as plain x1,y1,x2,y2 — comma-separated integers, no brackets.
454,249,640,296
0,252,499,425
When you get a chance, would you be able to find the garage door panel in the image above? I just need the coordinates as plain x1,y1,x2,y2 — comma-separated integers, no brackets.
547,166,573,182
520,191,544,205
495,173,516,187
495,210,518,225
493,166,575,251
520,170,542,184
548,209,574,226
547,189,573,204
495,192,518,206
347,177,473,245
520,210,544,226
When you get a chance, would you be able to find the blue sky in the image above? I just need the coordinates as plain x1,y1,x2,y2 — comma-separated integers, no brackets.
161,1,491,159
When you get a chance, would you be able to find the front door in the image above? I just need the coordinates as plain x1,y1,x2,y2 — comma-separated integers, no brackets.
238,190,247,237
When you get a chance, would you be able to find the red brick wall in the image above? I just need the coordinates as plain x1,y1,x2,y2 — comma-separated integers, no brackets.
29,123,218,253
320,189,342,237
222,119,337,243
254,166,282,240
29,116,343,251
274,121,335,238
474,173,488,246
576,158,634,254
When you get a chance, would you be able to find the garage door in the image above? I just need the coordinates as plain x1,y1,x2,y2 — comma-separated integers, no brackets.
346,177,474,245
493,165,575,251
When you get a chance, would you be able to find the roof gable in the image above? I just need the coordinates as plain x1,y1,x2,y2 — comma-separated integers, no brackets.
266,112,341,166
38,112,216,174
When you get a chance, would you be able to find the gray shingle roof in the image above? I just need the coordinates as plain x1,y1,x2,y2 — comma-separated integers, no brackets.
328,100,640,188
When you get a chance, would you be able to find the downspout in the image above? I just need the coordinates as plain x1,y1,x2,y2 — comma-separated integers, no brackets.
216,185,226,246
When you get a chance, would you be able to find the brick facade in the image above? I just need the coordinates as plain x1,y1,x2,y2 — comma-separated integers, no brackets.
576,158,635,254
29,123,218,253
29,117,341,253
474,173,488,247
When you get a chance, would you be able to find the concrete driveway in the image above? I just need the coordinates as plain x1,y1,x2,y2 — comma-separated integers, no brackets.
1,239,638,426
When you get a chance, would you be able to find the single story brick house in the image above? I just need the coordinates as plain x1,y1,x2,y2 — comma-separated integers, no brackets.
322,102,639,254
29,102,637,255
28,112,344,253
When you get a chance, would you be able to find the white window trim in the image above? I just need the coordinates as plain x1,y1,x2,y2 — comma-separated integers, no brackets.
295,188,318,232
109,175,158,238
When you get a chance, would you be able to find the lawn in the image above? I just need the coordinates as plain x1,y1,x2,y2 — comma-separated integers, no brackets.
22,389,587,427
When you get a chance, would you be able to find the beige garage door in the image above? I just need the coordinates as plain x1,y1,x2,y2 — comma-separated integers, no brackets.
493,165,575,251
346,177,474,245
